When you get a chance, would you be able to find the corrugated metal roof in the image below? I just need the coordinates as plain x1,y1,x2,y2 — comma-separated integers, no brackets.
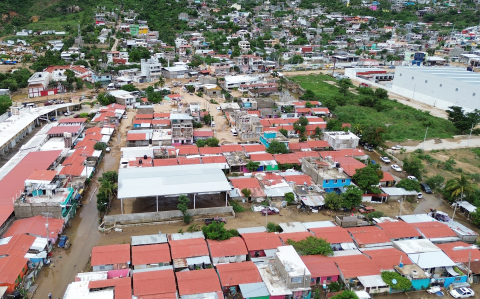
91,244,130,266
237,227,267,234
407,251,457,268
169,238,209,259
118,164,231,198
132,243,171,266
301,221,336,229
176,269,222,296
207,237,248,258
131,234,168,245
133,268,177,298
216,261,263,287
169,231,205,241
239,282,270,298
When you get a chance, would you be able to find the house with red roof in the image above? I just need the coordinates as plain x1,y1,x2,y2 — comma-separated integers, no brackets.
126,132,150,147
133,268,177,299
242,144,266,154
332,254,383,284
178,157,202,165
131,243,171,270
207,237,248,265
199,146,223,156
91,244,131,271
193,130,214,141
301,255,340,285
229,177,266,199
278,232,313,245
362,248,412,270
216,261,263,294
413,222,459,243
294,151,320,159
153,158,178,166
220,144,244,153
175,145,199,156
347,226,392,248
4,215,64,243
380,171,396,187
288,142,312,152
281,174,314,186
309,226,355,250
249,153,278,171
240,232,282,258
169,238,211,270
176,269,224,298
377,221,422,241
273,153,301,165
201,155,228,167
86,277,131,299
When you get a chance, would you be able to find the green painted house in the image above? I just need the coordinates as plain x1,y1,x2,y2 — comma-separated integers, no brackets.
129,24,139,36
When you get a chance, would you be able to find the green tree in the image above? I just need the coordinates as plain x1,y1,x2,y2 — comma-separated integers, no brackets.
266,140,289,154
447,106,480,134
352,164,383,194
446,174,477,202
330,290,359,299
93,142,107,151
396,178,421,192
288,236,333,256
97,93,117,106
202,221,239,240
337,78,351,96
196,139,206,147
76,78,84,90
203,113,212,125
305,101,313,108
365,211,384,221
177,195,191,223
94,81,103,92
279,128,288,137
327,119,342,131
403,155,424,180
425,175,445,191
0,95,12,115
246,161,260,172
381,271,412,291
288,55,304,64
267,222,282,232
362,125,386,147
324,192,343,210
241,188,252,198
121,84,138,92
341,185,363,208
64,69,76,85
205,137,219,147
301,89,315,101
314,127,322,137
285,192,295,205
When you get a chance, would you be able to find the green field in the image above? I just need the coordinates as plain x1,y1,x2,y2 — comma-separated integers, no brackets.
291,74,459,142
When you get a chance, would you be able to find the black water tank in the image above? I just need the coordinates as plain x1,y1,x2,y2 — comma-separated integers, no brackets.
144,155,147,159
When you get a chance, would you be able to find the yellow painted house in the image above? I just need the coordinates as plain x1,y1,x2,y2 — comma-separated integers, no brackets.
139,26,149,34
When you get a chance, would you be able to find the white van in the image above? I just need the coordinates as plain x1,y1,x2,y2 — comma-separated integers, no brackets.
230,128,237,136
211,121,215,128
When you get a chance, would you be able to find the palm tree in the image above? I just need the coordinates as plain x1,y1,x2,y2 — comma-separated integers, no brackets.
101,180,118,204
447,174,477,220
157,76,165,90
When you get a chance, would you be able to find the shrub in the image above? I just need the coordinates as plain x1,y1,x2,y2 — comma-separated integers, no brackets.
288,236,333,256
381,271,412,290
229,200,245,212
267,222,282,232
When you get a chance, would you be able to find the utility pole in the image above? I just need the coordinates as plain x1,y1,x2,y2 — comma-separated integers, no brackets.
42,212,52,244
468,123,474,146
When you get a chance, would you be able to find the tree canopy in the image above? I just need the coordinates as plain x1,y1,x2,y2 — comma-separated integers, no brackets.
0,95,12,115
352,164,383,194
341,185,363,208
266,140,289,154
202,221,239,240
287,236,333,256
403,155,424,180
396,179,421,192
447,106,480,134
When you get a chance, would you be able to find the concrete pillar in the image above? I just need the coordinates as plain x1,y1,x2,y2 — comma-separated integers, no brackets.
156,196,158,212
121,198,123,214
193,193,196,209
55,110,57,118
225,192,228,207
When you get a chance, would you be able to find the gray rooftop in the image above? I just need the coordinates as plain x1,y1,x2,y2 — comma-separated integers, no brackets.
131,234,167,246
237,226,267,234
239,282,270,298
117,164,231,198
400,66,480,85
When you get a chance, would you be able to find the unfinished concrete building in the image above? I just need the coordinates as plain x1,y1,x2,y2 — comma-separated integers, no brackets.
322,131,359,150
170,112,193,145
232,111,264,142
301,156,351,193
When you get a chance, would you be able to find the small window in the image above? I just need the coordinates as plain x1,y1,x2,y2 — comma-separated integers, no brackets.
327,276,332,281
412,77,414,79
291,277,302,283
473,93,476,96
456,88,458,91
342,179,346,183
325,180,330,184
425,80,428,83
399,73,402,76
334,180,338,184
440,84,442,87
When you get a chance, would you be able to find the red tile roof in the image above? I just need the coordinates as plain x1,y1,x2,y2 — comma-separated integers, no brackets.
0,255,28,284
153,158,178,166
132,244,171,266
135,114,154,119
332,157,366,176
216,261,263,286
309,227,353,244
177,157,201,165
88,277,131,299
27,169,57,181
194,130,215,137
380,171,396,182
91,244,131,266
288,142,311,151
279,232,313,244
241,232,282,251
152,119,171,125
133,269,177,298
250,153,275,161
296,108,312,113
362,248,412,270
154,112,171,118
58,118,87,123
437,242,480,263
347,226,392,246
306,140,330,149
294,151,320,159
0,150,62,226
176,269,222,296
47,125,82,135
127,133,147,141
4,216,64,240
377,222,422,239
132,119,152,125
305,124,326,131
301,255,340,278
44,65,90,74
273,153,301,165
242,144,266,153
175,145,199,155
414,222,457,239
220,144,244,153
230,178,261,189
199,147,223,155
268,119,288,126
281,174,314,186
207,237,248,258
169,238,209,259
312,108,330,114
0,234,36,257
333,254,381,279
202,156,227,164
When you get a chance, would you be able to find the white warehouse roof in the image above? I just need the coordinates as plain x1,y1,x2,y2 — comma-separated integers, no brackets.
117,164,231,198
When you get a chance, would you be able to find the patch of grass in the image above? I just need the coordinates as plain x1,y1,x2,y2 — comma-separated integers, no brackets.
292,74,458,142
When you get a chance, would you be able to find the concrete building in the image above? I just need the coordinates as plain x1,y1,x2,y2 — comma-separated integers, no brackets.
140,57,163,79
171,112,193,145
223,75,260,89
391,66,480,112
301,156,351,193
108,90,137,106
162,66,189,79
322,131,359,150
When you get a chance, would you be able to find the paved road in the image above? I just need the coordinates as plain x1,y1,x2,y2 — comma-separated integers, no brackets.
403,135,480,152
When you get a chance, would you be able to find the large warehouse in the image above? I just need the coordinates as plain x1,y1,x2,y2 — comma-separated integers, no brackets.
391,67,480,112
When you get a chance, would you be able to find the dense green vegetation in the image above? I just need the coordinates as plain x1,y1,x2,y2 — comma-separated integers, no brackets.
291,74,459,142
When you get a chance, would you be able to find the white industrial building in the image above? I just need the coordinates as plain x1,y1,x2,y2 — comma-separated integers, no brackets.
391,67,480,112
223,75,260,89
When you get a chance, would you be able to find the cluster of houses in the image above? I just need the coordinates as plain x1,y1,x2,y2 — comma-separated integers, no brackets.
63,214,479,299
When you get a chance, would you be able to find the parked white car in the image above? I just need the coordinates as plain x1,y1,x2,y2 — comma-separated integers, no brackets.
407,175,417,181
450,288,474,298
391,145,402,150
391,164,402,172
380,156,391,164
